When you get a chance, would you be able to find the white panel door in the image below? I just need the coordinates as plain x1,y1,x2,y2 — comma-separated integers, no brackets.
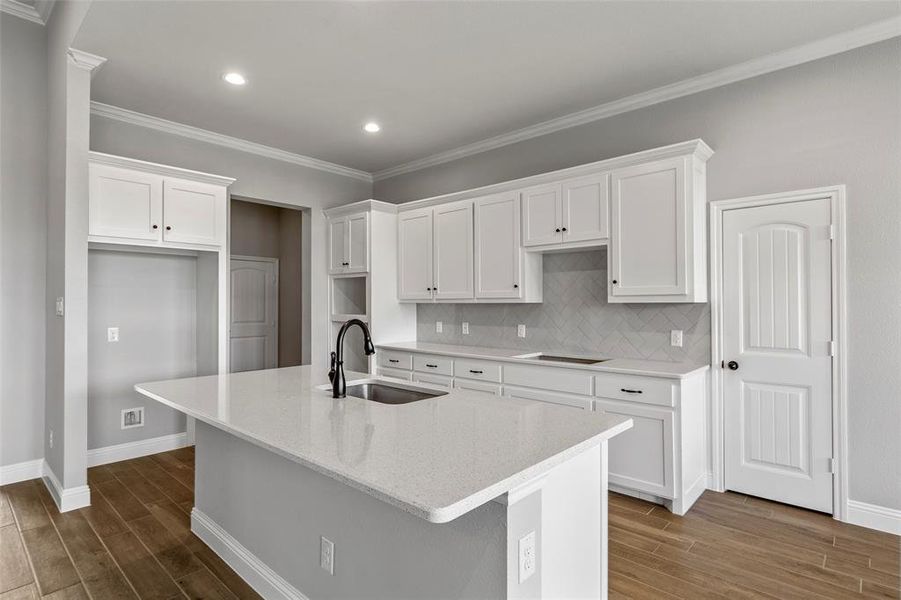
723,198,833,513
397,208,433,301
346,212,369,273
610,158,687,297
433,201,474,300
521,184,562,246
163,178,223,246
562,173,609,243
230,257,278,372
328,217,348,273
89,164,162,241
474,192,521,299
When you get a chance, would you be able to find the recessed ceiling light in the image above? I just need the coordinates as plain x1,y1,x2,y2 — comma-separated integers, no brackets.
364,122,381,133
223,72,247,86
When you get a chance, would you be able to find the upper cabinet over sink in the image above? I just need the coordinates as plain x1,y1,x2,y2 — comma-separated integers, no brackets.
392,139,712,304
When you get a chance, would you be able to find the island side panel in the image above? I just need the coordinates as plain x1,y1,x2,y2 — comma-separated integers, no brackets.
192,421,507,600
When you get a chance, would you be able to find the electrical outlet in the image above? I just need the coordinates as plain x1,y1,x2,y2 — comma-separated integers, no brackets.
670,329,683,347
49,429,53,449
121,407,144,429
55,297,65,317
517,324,526,338
519,530,536,583
436,321,443,333
320,536,335,575
462,322,470,335
107,327,120,342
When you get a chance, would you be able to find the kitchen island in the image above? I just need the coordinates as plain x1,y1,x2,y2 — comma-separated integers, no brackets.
136,365,631,600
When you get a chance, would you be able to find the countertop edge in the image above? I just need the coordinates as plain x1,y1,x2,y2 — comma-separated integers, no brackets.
135,382,633,524
376,342,709,379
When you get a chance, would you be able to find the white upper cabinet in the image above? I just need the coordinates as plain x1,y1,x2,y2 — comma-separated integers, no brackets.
433,201,474,300
397,208,434,301
521,183,562,247
474,192,521,299
327,211,369,274
88,153,233,250
609,155,707,303
561,173,609,243
162,178,225,247
89,164,163,242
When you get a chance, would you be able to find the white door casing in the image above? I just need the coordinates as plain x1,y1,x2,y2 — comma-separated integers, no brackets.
722,197,834,513
397,208,433,300
433,201,474,300
230,257,278,373
474,192,522,299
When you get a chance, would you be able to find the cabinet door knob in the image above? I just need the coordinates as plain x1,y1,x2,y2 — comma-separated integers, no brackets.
152,224,159,230
165,225,172,231
612,279,618,284
513,283,519,288
427,287,431,291
562,227,567,232
555,228,561,233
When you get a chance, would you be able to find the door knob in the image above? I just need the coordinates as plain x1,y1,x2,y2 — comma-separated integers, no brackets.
727,360,739,371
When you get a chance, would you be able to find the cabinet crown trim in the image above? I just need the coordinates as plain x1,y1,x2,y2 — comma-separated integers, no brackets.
395,139,712,213
324,199,398,218
88,151,236,187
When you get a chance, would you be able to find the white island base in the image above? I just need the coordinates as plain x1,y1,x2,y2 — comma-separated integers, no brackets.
190,421,610,600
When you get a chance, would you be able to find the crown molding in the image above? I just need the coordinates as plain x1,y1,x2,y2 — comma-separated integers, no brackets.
372,16,901,181
68,48,107,73
89,151,236,187
90,102,374,183
34,0,54,22
1,0,44,24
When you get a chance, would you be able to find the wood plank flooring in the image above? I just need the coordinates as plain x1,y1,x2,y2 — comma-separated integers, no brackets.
2,448,899,599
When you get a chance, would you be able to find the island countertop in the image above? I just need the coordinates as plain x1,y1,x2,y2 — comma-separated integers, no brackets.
135,366,631,523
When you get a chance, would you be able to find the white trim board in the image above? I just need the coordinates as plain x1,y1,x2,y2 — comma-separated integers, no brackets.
0,458,44,486
371,16,901,181
90,102,372,184
846,500,901,536
87,432,190,467
191,508,310,600
1,0,43,24
708,185,849,522
43,461,91,512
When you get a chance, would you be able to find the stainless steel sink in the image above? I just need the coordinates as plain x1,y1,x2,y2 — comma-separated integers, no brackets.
345,382,447,405
514,352,609,366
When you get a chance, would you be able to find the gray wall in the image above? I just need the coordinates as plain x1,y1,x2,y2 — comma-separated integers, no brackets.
230,198,304,368
419,249,709,363
88,250,191,449
0,15,48,467
376,40,901,510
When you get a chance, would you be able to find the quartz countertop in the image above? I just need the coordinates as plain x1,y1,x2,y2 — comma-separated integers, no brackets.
135,366,631,523
377,341,708,378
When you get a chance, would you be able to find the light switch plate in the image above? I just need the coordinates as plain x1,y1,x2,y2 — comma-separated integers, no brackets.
462,322,470,335
108,327,120,342
517,324,526,338
518,530,536,583
55,297,65,317
436,321,443,333
670,329,683,347
320,536,334,575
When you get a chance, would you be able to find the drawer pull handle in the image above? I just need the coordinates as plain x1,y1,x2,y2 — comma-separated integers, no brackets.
620,388,643,394
426,364,438,368
388,359,399,363
469,370,483,374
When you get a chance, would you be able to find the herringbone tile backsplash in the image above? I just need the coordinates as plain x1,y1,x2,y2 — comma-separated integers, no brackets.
417,249,710,363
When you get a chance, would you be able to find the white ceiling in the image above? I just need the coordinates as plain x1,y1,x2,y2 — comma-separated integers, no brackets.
74,1,899,175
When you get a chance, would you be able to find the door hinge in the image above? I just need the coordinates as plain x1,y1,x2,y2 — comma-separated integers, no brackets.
828,341,836,357
827,458,836,474
827,224,835,240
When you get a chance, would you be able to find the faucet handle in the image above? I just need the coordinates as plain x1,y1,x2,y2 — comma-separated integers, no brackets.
328,351,337,383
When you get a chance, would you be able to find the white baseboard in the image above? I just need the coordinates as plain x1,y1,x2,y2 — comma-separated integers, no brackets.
43,461,90,512
846,500,901,536
0,458,45,485
191,508,309,600
87,432,189,467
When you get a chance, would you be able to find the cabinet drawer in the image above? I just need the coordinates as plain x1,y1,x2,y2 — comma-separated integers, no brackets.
413,372,453,389
503,385,591,410
377,350,413,371
594,373,676,407
594,399,675,498
378,366,413,381
413,354,453,376
455,379,501,396
454,358,502,383
504,364,592,396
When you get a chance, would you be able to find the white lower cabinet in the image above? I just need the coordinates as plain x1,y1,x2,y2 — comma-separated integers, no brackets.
454,379,502,396
593,398,675,498
413,372,453,389
503,385,591,410
378,366,413,381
